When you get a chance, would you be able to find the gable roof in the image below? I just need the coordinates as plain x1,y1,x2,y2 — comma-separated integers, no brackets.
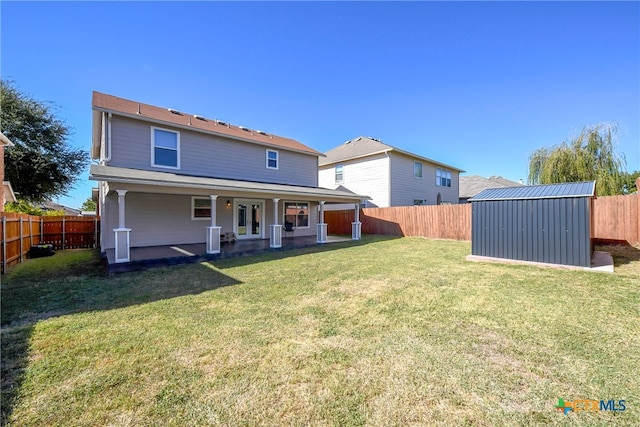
92,92,323,158
0,132,15,147
319,136,464,172
459,175,523,199
469,181,596,201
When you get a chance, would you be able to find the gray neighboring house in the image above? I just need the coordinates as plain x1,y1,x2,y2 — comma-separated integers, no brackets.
318,136,464,208
459,175,523,203
89,92,366,263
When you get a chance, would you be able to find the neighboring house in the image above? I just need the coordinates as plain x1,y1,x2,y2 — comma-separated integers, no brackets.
1,131,15,211
318,136,464,208
89,92,366,263
40,201,81,216
459,175,523,203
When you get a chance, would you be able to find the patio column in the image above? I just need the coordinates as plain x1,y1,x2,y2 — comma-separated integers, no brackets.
317,200,327,243
114,190,131,263
270,197,282,248
352,202,362,240
206,195,221,254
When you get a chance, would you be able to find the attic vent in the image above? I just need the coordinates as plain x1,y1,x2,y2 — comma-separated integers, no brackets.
215,120,228,126
239,126,250,132
194,114,206,121
368,137,379,142
256,130,267,136
354,137,362,142
344,140,351,144
168,108,182,115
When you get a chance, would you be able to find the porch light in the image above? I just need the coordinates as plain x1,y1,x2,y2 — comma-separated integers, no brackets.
227,200,231,207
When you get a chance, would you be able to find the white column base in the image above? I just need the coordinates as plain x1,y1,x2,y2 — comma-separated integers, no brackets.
317,223,328,244
352,221,362,240
114,228,131,263
206,226,222,254
270,224,283,248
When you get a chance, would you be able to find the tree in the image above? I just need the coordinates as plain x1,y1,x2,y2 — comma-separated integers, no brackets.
1,80,89,203
80,197,97,211
621,170,640,194
527,123,627,196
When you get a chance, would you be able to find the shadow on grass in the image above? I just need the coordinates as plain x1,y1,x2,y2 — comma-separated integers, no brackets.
594,240,640,268
0,249,242,425
0,235,397,423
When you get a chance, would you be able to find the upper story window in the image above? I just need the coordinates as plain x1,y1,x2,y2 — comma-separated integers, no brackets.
335,164,344,183
436,168,452,187
414,161,423,178
191,197,211,220
266,149,279,169
151,127,180,169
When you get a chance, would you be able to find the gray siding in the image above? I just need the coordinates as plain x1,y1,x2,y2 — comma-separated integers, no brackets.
101,192,318,249
471,197,591,267
318,153,390,207
108,116,318,187
389,152,459,206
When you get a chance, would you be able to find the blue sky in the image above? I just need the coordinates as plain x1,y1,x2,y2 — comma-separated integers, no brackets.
2,1,638,209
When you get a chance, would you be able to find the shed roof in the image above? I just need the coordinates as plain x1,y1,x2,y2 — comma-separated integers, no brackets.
469,181,595,201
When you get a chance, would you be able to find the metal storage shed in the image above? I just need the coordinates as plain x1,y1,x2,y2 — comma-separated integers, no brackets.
469,181,596,267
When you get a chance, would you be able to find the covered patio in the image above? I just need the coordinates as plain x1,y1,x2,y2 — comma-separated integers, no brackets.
105,235,352,273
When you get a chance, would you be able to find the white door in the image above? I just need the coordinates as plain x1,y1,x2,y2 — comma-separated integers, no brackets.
234,199,264,239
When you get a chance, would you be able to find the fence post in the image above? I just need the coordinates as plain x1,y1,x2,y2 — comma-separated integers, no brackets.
62,217,66,250
94,216,98,249
19,217,24,263
2,216,6,274
41,217,44,243
29,216,33,247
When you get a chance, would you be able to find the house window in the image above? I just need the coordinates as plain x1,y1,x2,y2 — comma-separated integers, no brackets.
151,127,180,169
413,199,424,206
335,164,344,183
284,201,309,228
414,161,423,178
192,197,211,220
436,168,452,187
266,149,279,169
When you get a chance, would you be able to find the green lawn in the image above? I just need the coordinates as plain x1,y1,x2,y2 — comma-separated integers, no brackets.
2,237,639,426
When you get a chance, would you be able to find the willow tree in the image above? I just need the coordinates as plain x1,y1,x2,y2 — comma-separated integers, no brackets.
527,123,627,196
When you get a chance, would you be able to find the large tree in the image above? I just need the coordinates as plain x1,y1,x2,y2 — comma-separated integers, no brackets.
1,80,88,202
527,123,627,196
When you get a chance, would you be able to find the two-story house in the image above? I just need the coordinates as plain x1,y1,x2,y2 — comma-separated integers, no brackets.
90,92,366,264
318,136,464,208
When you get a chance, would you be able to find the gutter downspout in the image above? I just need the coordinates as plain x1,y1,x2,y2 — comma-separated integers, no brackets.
385,150,391,208
101,112,112,164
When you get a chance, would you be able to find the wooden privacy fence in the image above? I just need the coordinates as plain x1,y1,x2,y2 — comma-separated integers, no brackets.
325,204,472,240
592,192,639,245
1,213,100,273
326,191,640,245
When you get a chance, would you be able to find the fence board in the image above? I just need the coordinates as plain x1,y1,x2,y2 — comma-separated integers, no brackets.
1,214,99,273
592,192,639,245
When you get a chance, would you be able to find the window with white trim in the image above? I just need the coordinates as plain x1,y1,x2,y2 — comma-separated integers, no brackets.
413,199,424,205
151,127,180,169
436,168,452,187
266,149,279,169
192,197,211,220
414,161,423,178
284,201,309,228
335,164,344,183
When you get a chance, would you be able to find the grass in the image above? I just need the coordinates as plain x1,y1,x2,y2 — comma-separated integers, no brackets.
1,236,639,426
